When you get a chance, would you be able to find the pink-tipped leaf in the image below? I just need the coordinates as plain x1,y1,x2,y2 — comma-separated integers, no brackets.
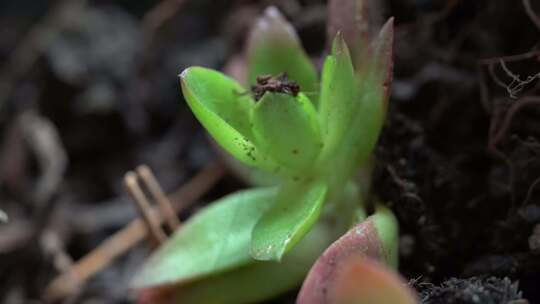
327,0,371,69
297,206,412,304
298,255,418,304
369,17,394,111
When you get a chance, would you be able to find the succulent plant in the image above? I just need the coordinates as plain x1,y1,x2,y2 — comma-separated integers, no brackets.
131,2,415,303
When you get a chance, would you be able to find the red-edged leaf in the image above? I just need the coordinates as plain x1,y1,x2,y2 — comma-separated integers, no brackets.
297,255,418,304
327,0,370,69
297,206,405,303
327,0,387,71
369,17,394,111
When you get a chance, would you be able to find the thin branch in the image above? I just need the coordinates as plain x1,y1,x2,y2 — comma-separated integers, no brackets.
485,59,540,99
487,62,509,89
136,165,180,232
523,0,540,32
490,96,540,148
500,60,540,99
124,171,167,246
480,50,540,65
44,212,149,302
499,59,520,82
43,160,226,302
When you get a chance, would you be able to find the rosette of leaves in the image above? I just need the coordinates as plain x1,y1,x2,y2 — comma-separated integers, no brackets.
132,2,397,303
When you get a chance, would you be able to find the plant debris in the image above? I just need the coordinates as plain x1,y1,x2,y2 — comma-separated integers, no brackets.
251,73,300,101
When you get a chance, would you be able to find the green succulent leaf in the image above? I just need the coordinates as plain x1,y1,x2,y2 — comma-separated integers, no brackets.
251,92,321,172
344,19,394,168
251,179,328,261
372,204,399,268
144,223,334,304
318,25,393,192
131,187,278,288
216,150,281,187
247,7,318,100
180,67,280,172
318,34,358,164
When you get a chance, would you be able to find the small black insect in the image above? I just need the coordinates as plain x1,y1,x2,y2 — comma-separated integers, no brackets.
250,73,300,101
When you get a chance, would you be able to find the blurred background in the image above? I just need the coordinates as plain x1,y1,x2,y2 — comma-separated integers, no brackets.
1,0,540,303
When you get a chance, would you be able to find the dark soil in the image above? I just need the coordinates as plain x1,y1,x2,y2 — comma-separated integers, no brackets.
0,0,539,303
418,277,524,304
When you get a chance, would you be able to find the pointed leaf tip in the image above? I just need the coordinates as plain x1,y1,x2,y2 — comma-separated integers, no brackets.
327,0,371,69
374,17,394,67
372,17,394,108
318,35,357,165
331,32,348,55
253,7,291,36
178,67,190,79
247,6,318,98
262,6,291,30
327,0,370,42
319,19,394,179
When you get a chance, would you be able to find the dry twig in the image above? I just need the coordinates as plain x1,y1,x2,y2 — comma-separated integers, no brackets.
43,160,225,302
124,171,167,246
136,165,180,231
